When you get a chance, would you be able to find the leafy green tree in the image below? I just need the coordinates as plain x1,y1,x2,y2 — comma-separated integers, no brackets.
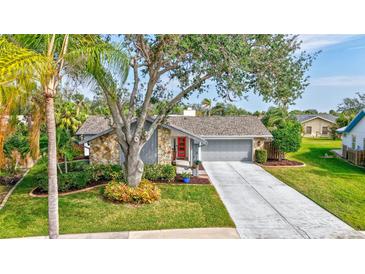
80,34,313,187
337,92,365,115
336,113,354,128
272,121,302,160
303,109,318,114
56,128,75,173
211,102,225,116
3,122,30,171
201,98,212,116
329,109,338,116
262,107,295,131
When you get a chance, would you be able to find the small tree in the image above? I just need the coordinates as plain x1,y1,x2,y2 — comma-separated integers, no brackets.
272,121,301,160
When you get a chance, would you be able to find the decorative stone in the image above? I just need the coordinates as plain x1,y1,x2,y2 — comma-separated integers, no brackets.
157,127,172,164
89,132,120,165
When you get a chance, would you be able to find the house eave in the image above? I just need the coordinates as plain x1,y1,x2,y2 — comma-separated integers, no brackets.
299,116,337,124
201,135,273,139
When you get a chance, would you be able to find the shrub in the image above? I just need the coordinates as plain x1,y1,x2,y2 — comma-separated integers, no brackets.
181,171,191,178
86,164,124,182
161,164,176,182
59,160,89,172
103,179,161,204
272,121,302,156
36,170,92,193
143,164,176,182
255,149,268,164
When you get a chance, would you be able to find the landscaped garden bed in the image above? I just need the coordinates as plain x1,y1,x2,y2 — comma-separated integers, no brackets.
0,171,26,204
0,161,234,238
260,159,304,167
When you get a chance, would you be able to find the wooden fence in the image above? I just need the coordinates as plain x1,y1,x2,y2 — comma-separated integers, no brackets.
346,148,365,166
264,142,285,161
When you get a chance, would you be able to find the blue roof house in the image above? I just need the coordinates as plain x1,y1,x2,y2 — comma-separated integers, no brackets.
337,109,365,151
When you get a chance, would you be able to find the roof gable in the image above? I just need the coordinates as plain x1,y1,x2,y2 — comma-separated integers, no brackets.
296,114,337,124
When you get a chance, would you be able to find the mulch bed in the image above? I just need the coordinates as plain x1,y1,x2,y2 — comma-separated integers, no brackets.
260,159,304,167
31,180,107,196
0,174,23,186
174,175,210,184
154,174,211,185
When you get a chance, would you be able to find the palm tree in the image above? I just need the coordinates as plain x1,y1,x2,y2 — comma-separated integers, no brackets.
201,98,212,116
0,35,129,238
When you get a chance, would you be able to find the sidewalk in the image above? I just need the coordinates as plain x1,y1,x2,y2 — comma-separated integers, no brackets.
11,228,239,239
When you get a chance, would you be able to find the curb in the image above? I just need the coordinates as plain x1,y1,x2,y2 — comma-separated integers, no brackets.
0,169,30,210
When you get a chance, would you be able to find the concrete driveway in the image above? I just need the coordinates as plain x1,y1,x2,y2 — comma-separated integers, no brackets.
203,161,363,239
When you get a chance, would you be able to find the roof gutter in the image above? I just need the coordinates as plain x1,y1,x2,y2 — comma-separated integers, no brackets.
201,135,273,139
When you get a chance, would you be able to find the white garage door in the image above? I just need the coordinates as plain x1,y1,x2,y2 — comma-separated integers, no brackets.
201,139,253,161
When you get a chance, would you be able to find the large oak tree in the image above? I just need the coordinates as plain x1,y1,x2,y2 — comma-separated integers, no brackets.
85,34,314,187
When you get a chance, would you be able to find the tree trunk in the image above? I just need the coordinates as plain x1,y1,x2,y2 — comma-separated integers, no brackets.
124,145,144,187
45,95,59,239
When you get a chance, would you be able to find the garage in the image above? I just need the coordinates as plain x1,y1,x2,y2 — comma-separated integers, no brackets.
201,139,253,161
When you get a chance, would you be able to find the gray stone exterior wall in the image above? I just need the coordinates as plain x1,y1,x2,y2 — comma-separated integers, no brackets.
89,132,120,165
157,127,172,164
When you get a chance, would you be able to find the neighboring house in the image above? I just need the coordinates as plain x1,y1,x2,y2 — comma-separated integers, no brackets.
337,109,365,151
296,114,337,137
76,112,272,166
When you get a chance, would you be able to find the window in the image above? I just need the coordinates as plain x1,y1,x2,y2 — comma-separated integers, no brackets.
352,135,356,150
363,138,365,150
306,126,312,134
322,127,329,135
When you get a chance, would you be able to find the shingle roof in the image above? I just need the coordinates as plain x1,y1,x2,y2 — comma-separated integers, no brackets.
167,116,272,137
296,114,337,124
76,115,272,138
76,116,112,135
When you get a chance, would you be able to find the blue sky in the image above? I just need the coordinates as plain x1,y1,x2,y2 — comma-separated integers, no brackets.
187,35,365,112
82,35,365,113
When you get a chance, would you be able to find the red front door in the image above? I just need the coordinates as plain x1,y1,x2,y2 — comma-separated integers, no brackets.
177,137,186,158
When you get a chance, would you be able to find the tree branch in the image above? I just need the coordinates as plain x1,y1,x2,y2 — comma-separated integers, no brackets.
147,73,213,138
128,58,139,118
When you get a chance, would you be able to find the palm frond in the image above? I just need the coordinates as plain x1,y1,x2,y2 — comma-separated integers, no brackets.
65,37,130,84
0,37,53,85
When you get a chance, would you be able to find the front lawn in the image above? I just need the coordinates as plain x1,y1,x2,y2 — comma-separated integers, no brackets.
263,138,365,230
0,163,234,238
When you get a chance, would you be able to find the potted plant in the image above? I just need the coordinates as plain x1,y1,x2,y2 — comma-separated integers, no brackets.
192,160,201,176
181,172,191,183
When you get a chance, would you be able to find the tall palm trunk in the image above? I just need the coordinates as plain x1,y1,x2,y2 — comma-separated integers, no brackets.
45,87,59,239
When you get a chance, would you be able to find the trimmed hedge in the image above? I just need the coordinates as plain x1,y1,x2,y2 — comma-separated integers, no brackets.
86,164,124,182
36,164,124,193
36,171,92,193
103,179,161,204
143,164,176,182
255,149,268,164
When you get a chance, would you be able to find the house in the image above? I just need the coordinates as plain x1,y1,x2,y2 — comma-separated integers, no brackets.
337,109,365,151
296,114,337,137
76,112,272,166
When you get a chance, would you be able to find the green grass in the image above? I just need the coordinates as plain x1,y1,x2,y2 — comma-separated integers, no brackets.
0,163,234,238
263,138,365,230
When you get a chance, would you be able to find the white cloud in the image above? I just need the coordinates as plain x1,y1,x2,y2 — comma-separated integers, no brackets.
298,35,356,52
310,75,365,87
